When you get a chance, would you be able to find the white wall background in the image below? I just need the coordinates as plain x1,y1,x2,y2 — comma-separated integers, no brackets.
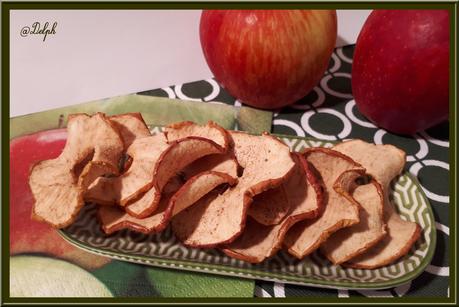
10,10,371,117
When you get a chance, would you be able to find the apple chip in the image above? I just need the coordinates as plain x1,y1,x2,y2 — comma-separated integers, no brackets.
171,171,237,216
320,180,386,265
87,121,229,214
84,133,170,206
247,185,290,226
29,113,124,228
114,154,237,225
109,113,150,147
332,140,421,269
98,176,183,234
124,137,225,217
124,121,231,218
165,121,229,150
98,171,236,234
284,148,365,259
181,153,238,180
172,132,296,248
222,154,323,263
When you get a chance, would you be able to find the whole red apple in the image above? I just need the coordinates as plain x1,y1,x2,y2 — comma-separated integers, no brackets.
200,10,337,109
10,130,110,270
352,10,449,134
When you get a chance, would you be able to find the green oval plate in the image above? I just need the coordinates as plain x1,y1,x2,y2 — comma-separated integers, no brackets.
59,134,436,290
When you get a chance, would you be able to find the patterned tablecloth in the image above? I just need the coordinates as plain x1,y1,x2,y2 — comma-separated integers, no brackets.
139,44,450,298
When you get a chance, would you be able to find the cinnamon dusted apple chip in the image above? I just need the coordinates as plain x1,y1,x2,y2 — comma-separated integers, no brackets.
172,132,296,248
247,185,290,226
320,180,386,265
109,113,150,147
284,148,365,259
98,176,183,234
124,137,225,217
98,171,237,234
29,113,124,228
154,138,226,193
332,140,421,269
171,171,237,216
165,121,229,150
222,154,323,263
87,120,229,215
99,146,238,234
125,121,231,218
84,133,169,206
181,153,238,180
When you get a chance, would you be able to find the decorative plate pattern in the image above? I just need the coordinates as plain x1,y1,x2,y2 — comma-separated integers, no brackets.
59,134,436,290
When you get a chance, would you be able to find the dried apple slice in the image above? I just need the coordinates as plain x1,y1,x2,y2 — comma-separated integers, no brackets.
153,138,225,193
109,113,150,147
29,113,124,228
247,185,290,226
86,119,228,211
165,121,229,149
98,176,183,234
284,148,365,259
110,112,150,172
222,154,323,263
181,153,238,180
171,171,237,216
332,140,421,269
124,137,225,217
172,132,296,248
124,121,231,218
84,133,169,205
98,171,236,234
320,180,386,265
99,139,237,234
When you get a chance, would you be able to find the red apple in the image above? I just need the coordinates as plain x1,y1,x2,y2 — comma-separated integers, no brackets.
200,10,337,109
10,130,110,270
352,10,449,134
